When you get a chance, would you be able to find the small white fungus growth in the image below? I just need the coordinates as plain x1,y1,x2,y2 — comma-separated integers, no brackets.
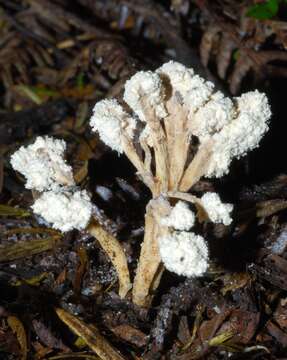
159,231,209,277
90,99,136,153
270,228,287,255
95,185,113,201
10,136,74,192
32,189,92,232
157,61,195,97
157,61,214,111
205,90,271,177
190,92,235,139
123,70,167,121
201,192,233,226
161,201,195,231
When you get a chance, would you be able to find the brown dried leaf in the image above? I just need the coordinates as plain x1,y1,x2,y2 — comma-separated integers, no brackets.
48,353,100,360
274,298,287,331
256,199,287,218
217,310,260,344
32,319,70,352
229,54,253,95
199,308,231,344
216,34,236,80
7,316,28,360
0,236,61,262
220,272,251,296
200,24,221,67
73,246,89,294
252,254,287,290
266,321,287,347
0,327,21,356
111,324,148,348
55,308,125,360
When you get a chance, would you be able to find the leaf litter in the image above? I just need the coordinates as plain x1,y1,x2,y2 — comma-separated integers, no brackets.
0,0,287,359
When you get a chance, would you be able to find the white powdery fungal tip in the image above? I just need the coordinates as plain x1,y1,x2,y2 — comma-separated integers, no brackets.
205,90,271,178
201,192,233,226
32,189,92,232
159,231,209,277
190,92,235,139
10,136,74,192
157,61,214,111
157,60,195,95
90,99,136,153
123,70,167,121
161,201,195,231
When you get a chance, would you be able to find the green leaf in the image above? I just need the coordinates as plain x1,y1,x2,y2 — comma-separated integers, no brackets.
246,0,279,20
76,72,85,89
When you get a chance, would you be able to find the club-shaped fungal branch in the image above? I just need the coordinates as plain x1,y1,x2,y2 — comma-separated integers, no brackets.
90,60,271,307
11,136,131,298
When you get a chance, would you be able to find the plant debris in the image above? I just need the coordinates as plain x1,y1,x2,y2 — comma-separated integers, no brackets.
0,0,287,359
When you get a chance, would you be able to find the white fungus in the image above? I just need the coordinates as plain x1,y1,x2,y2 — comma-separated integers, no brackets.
190,92,235,140
161,201,195,231
10,136,74,192
157,61,214,112
90,99,136,153
205,90,271,177
159,231,209,277
157,61,195,97
270,228,287,255
124,70,167,121
32,189,92,232
201,192,233,226
95,185,113,202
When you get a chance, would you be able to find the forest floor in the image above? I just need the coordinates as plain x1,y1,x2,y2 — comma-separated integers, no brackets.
1,1,287,359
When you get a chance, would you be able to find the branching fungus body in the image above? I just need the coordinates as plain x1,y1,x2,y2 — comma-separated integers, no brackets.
11,136,131,298
90,60,271,306
11,60,271,307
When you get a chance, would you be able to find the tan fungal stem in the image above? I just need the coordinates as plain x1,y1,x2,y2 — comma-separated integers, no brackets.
122,135,155,194
132,198,170,307
167,191,202,206
132,204,158,307
166,98,190,190
87,220,131,299
179,139,214,192
141,103,169,194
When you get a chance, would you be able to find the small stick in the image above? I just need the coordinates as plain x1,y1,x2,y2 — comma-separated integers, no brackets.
87,220,132,298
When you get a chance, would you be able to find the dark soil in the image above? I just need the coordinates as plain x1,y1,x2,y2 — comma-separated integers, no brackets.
1,1,287,359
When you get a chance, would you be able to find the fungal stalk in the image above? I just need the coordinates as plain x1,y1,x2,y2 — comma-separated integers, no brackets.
90,61,271,306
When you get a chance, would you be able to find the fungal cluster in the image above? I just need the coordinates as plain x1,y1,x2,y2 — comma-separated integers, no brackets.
11,61,271,306
90,61,271,305
11,136,92,232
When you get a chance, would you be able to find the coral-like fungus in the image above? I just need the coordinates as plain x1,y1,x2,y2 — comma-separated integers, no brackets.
90,60,271,306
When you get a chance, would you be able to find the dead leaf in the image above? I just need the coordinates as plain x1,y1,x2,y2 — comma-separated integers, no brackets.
111,324,148,347
73,246,89,294
32,319,70,352
220,272,251,296
0,236,61,262
55,308,125,360
0,204,30,217
7,316,28,360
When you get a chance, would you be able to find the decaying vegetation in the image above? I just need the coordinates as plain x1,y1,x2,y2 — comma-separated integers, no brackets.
1,1,287,359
